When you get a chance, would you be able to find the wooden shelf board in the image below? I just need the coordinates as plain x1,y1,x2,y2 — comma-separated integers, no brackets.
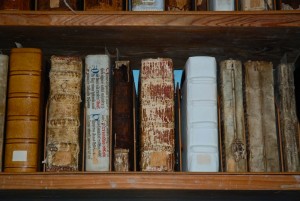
0,173,299,190
0,11,300,27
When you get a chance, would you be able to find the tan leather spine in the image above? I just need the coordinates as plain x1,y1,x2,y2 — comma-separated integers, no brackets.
4,48,42,173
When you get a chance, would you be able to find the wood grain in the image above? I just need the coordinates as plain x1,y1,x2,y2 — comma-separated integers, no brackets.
0,173,299,190
0,12,299,69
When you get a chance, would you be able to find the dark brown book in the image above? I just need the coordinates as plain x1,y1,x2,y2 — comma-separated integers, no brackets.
112,61,134,171
139,58,175,172
36,0,79,11
195,0,207,10
84,0,125,11
0,0,32,10
165,0,191,11
4,48,42,173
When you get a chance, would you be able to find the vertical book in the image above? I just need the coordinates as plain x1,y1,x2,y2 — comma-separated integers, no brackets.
0,54,9,171
219,59,247,172
181,56,219,172
46,56,82,172
4,48,42,172
85,55,110,171
112,61,134,171
240,0,274,11
275,63,299,172
165,0,191,11
244,61,280,172
140,58,175,171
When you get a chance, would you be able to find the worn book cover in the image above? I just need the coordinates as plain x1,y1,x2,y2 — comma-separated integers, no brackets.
181,56,219,172
36,0,79,11
219,59,247,172
209,0,235,11
280,0,300,10
0,54,9,172
4,48,42,172
275,63,299,172
84,0,125,10
140,58,175,171
0,0,32,10
85,55,110,171
112,61,134,171
195,0,207,10
244,61,280,172
165,0,191,11
240,0,274,11
132,0,165,11
46,56,82,172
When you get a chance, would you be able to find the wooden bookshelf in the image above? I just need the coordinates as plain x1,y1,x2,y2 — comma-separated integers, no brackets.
0,11,299,200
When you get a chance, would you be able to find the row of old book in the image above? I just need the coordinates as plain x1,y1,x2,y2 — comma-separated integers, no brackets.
0,0,299,11
0,48,299,173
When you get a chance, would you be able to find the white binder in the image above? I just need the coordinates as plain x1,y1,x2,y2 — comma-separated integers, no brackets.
181,56,219,172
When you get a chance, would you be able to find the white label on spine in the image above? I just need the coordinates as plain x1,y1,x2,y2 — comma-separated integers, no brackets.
50,0,60,8
12,151,27,162
85,55,110,171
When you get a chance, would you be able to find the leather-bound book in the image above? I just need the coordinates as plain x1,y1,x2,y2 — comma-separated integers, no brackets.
280,0,300,10
195,0,207,11
84,0,125,11
209,0,235,11
275,63,299,172
219,59,247,172
0,54,9,171
244,61,280,172
36,0,79,11
4,48,42,173
165,0,191,11
112,61,134,172
85,55,110,171
240,0,274,11
0,0,32,10
131,0,165,11
181,56,219,172
46,56,82,172
140,58,175,172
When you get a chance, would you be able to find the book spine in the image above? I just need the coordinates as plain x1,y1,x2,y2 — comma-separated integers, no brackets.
131,0,165,11
36,0,79,11
165,0,191,11
0,0,31,10
112,61,134,171
210,0,235,11
240,0,273,11
4,48,42,172
245,61,280,172
219,59,247,172
46,56,82,172
181,56,219,172
0,54,9,172
85,55,110,171
280,0,300,10
140,58,175,172
195,0,207,11
84,0,124,11
276,63,300,172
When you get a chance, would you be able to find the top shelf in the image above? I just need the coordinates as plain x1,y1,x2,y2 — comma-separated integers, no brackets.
0,11,300,27
0,11,299,68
